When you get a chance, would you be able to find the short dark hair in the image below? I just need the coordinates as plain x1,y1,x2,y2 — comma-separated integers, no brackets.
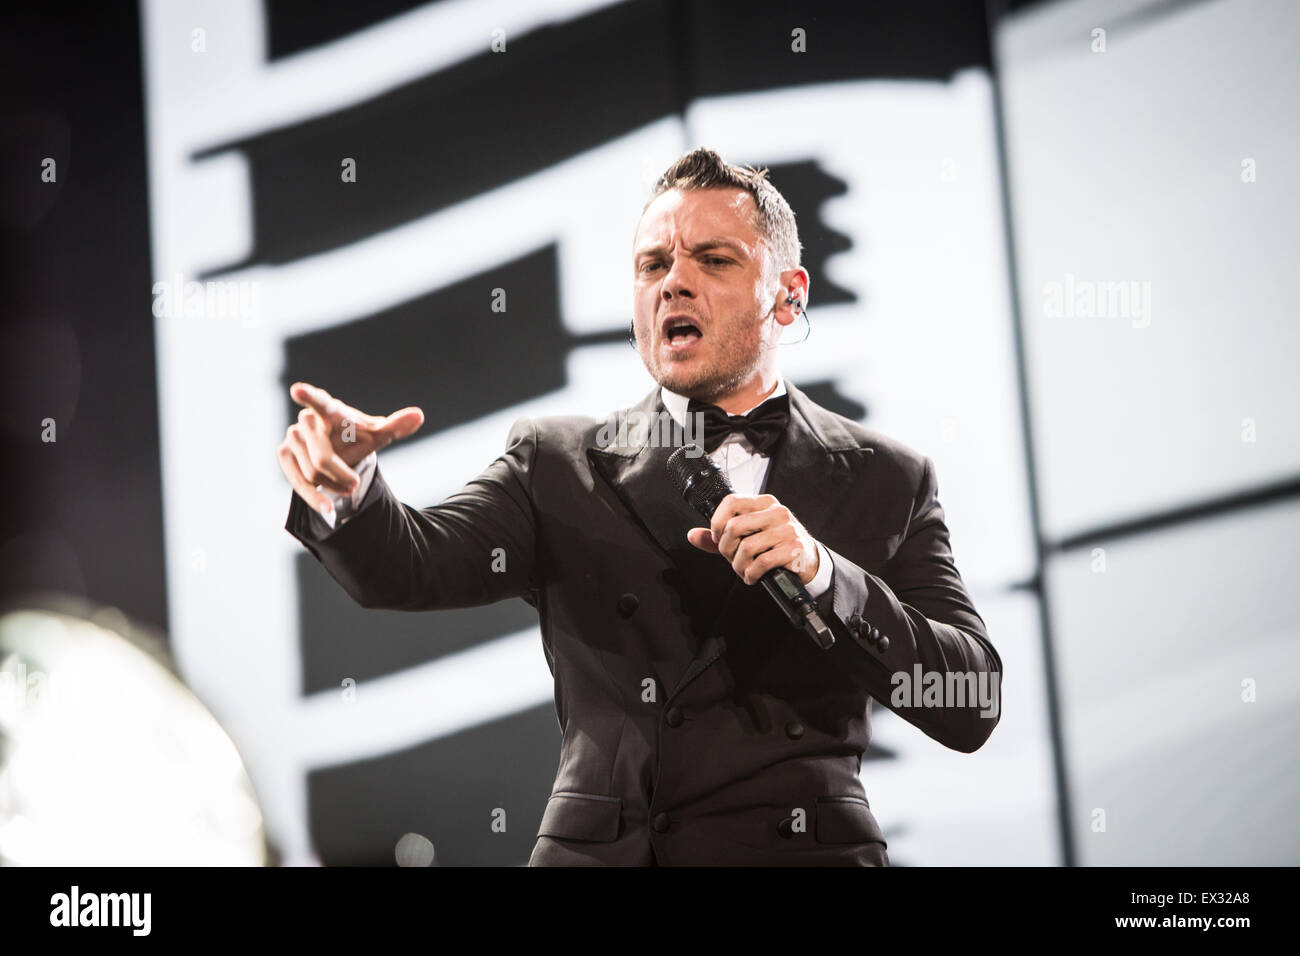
642,147,802,277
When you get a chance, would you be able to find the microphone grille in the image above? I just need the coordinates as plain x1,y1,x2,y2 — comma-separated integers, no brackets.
667,444,733,510
666,445,694,497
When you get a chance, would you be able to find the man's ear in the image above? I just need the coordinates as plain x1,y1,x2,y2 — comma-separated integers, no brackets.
775,266,811,327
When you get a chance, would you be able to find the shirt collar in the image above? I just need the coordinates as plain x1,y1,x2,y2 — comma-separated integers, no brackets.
660,373,788,430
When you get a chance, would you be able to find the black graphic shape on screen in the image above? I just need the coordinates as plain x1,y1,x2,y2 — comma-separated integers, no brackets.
282,245,571,437
297,552,542,696
265,0,437,61
686,0,989,96
791,380,867,422
197,1,678,272
307,702,559,866
762,160,857,308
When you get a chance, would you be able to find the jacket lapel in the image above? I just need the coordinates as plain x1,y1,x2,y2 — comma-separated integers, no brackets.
585,385,702,560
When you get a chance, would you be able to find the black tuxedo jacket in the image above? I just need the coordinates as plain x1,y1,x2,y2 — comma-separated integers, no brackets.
286,380,1002,866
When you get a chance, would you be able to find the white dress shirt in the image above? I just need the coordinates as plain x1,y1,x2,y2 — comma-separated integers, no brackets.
317,373,833,599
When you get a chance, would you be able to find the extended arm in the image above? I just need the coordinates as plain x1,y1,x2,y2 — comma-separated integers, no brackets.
285,417,540,612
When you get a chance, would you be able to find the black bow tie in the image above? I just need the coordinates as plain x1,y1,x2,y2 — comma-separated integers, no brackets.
686,393,791,455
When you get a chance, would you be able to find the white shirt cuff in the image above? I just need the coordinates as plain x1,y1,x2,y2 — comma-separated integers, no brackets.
805,540,834,599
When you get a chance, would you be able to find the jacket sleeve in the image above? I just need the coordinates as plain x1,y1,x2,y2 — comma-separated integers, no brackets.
284,417,540,611
816,456,1002,753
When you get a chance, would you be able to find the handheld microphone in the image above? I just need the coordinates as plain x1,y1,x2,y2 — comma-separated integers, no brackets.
666,444,834,650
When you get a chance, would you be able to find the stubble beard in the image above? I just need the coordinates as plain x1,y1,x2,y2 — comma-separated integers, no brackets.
643,326,764,404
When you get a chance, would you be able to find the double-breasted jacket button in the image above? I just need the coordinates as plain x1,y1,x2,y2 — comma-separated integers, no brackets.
877,635,890,652
777,816,796,839
869,626,881,642
785,721,805,740
616,593,639,617
665,706,683,727
652,812,672,833
847,612,864,636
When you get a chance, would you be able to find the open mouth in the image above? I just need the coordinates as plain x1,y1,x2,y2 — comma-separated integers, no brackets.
662,318,703,349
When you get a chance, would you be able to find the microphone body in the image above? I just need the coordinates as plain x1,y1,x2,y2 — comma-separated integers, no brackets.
667,445,834,650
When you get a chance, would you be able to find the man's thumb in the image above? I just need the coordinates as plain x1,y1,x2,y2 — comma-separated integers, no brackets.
379,406,425,442
687,527,719,553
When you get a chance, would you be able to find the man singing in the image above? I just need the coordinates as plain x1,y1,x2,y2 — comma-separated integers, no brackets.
278,147,1002,866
